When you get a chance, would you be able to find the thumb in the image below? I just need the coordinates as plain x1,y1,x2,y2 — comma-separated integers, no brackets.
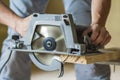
82,27,92,36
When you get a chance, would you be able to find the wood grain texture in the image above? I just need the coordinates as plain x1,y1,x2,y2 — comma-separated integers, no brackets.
59,48,120,64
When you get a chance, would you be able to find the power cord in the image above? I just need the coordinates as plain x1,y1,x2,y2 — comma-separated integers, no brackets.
0,35,20,74
0,50,13,73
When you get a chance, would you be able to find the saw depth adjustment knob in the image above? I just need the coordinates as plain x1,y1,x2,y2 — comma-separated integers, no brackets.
43,37,56,51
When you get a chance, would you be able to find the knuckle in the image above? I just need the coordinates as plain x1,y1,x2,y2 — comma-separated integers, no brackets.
99,36,104,42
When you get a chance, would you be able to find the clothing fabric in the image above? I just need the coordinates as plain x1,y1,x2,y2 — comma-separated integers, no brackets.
0,0,110,80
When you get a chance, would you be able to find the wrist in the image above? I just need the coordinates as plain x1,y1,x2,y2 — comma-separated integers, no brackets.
91,17,106,27
90,23,105,27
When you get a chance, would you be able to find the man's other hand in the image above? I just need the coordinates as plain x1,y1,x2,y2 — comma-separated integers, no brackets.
83,24,111,46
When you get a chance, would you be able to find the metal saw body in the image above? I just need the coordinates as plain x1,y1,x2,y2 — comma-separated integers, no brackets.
10,13,100,77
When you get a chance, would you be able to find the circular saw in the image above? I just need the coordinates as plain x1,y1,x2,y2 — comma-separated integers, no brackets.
10,13,100,77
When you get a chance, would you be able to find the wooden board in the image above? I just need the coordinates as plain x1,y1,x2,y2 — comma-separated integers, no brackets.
59,48,120,64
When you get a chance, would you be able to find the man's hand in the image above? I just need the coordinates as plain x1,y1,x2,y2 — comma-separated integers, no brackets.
15,15,32,36
83,24,111,46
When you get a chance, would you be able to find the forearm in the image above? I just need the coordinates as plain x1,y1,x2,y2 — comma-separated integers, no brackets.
91,0,111,26
0,0,22,30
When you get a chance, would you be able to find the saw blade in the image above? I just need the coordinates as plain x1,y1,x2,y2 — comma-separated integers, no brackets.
31,25,66,67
